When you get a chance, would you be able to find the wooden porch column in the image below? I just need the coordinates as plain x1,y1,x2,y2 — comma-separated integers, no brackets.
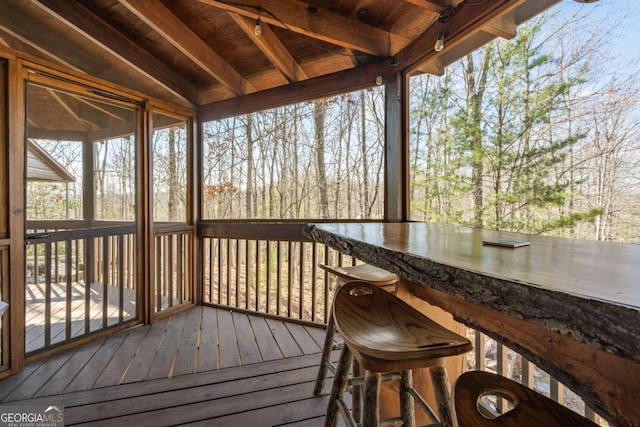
384,71,410,223
382,75,467,423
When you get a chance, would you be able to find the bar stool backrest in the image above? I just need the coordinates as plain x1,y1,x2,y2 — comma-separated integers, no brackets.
452,371,599,427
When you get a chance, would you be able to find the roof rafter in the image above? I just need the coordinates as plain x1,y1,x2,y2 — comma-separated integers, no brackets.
31,0,198,104
118,0,254,97
228,13,308,84
395,0,527,73
200,0,411,57
45,88,97,131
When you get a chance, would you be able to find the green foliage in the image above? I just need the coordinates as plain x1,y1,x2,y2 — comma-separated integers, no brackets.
408,11,640,240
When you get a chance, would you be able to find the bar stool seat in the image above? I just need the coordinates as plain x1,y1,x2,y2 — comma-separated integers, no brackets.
318,263,398,289
314,263,398,396
326,281,473,427
452,371,599,427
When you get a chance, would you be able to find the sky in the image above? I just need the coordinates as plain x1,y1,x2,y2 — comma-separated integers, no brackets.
553,0,640,78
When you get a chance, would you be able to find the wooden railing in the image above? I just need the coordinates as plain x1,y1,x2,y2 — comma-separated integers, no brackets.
469,331,604,424
199,221,361,324
199,220,605,425
25,223,138,355
153,224,194,314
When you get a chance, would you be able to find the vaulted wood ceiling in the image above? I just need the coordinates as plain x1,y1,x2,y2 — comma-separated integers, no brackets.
0,0,560,120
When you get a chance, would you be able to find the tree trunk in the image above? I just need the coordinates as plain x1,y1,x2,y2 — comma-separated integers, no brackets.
168,128,177,221
463,49,491,228
245,114,254,219
314,100,330,219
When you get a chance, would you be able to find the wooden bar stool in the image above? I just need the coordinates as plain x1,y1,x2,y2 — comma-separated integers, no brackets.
325,281,473,427
314,263,398,397
452,371,599,427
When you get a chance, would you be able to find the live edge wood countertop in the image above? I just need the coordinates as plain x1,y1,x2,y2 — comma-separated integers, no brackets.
303,222,640,427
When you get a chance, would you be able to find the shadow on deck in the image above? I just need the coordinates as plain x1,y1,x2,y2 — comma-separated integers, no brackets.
0,306,343,426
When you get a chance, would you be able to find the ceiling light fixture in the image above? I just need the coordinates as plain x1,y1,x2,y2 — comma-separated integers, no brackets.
254,7,263,36
434,5,455,53
435,32,445,52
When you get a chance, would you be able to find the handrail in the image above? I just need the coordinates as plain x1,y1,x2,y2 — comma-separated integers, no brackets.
26,224,136,242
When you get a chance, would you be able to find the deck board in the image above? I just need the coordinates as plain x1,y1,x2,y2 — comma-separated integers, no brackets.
33,337,107,398
0,360,44,401
196,305,218,372
286,322,323,354
249,315,283,362
92,325,147,388
120,318,169,384
233,312,263,365
145,312,186,380
266,318,304,358
217,309,241,368
4,350,74,401
172,307,201,376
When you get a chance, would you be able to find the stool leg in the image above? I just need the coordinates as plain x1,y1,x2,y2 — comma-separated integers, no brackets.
325,345,353,427
363,370,381,427
430,366,453,427
400,370,416,427
351,359,362,424
315,310,338,395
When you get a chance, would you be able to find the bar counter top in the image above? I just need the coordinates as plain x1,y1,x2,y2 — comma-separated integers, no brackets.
303,222,640,427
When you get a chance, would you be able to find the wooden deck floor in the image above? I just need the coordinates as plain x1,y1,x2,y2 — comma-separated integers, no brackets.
0,306,342,426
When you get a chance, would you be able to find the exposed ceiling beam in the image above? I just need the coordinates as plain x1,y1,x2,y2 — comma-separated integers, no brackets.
0,25,79,70
483,16,517,39
228,13,308,84
0,34,10,48
200,0,411,57
118,0,253,96
27,127,88,142
416,58,445,76
394,0,527,73
199,62,391,121
32,0,198,104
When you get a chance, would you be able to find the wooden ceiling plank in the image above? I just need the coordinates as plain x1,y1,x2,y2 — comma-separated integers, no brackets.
200,0,411,57
118,0,253,96
228,13,308,83
31,0,197,104
403,0,450,13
